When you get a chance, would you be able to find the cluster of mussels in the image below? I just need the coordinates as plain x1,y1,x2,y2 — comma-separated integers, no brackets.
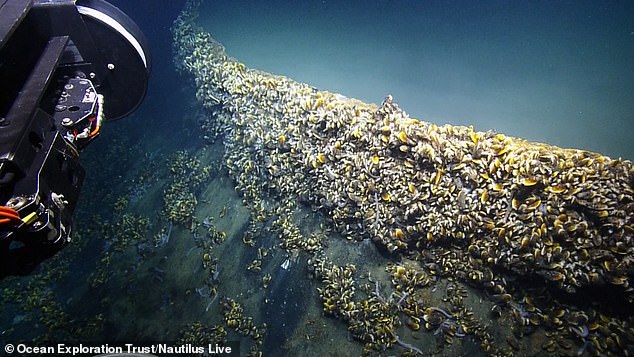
309,249,498,354
173,1,634,355
312,256,404,353
221,297,267,357
177,321,228,352
163,150,214,225
1,249,106,342
187,207,232,306
106,213,149,251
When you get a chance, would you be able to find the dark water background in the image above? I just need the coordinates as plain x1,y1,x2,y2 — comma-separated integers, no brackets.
111,0,634,159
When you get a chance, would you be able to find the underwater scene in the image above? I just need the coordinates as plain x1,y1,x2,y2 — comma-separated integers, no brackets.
2,0,634,356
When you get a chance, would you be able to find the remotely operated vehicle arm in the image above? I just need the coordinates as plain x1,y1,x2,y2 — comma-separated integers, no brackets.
0,0,150,277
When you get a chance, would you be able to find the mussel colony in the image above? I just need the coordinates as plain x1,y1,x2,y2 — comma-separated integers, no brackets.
173,1,634,355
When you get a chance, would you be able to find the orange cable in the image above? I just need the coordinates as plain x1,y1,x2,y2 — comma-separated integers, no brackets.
89,125,101,137
0,206,18,215
0,209,19,218
0,212,19,221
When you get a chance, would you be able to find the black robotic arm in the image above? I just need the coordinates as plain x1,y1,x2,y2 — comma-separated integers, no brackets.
0,0,150,277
